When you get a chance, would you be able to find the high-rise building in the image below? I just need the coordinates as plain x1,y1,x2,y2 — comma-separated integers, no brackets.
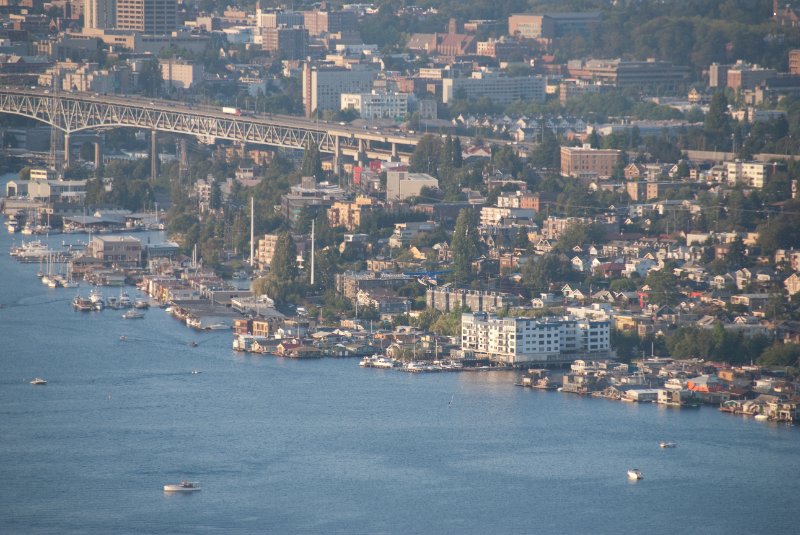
115,0,177,35
84,0,116,30
262,26,308,60
302,62,376,117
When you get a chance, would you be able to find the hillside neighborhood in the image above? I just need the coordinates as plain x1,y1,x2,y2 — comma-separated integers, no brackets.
3,1,800,419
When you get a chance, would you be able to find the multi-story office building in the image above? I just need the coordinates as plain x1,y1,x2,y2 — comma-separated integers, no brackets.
115,0,177,34
261,26,308,60
302,10,357,36
508,12,601,39
302,63,376,117
461,312,611,365
709,63,729,88
726,61,777,92
560,145,621,179
340,91,409,120
567,58,689,91
255,8,304,29
441,72,545,105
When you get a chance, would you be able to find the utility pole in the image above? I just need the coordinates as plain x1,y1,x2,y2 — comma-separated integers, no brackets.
310,218,315,286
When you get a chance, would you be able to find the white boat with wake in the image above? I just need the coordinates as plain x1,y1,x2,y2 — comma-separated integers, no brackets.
627,469,643,480
30,377,47,385
163,481,201,492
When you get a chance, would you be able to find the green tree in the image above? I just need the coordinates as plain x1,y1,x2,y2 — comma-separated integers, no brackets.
644,267,679,306
301,142,323,180
137,57,163,98
270,232,298,282
451,209,479,283
758,343,800,368
704,92,731,149
410,135,442,176
209,180,222,210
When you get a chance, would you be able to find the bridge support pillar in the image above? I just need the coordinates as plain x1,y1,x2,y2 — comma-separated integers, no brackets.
333,135,340,175
391,142,398,161
63,132,70,169
357,138,366,167
94,140,102,170
150,129,157,183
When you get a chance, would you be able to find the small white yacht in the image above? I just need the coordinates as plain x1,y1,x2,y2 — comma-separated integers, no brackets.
163,481,201,492
122,310,145,319
30,378,47,385
659,442,676,449
627,469,643,480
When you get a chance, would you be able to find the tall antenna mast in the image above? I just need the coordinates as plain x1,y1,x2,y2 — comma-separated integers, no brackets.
310,218,315,285
249,196,255,267
49,73,61,173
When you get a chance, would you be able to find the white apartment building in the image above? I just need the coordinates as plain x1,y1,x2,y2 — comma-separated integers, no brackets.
386,171,438,202
441,72,545,105
725,161,776,189
461,312,611,365
340,91,409,120
479,206,536,226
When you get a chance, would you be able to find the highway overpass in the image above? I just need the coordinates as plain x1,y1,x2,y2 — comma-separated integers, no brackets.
0,87,423,169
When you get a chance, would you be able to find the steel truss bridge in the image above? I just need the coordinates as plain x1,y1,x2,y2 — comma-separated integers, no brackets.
0,88,421,168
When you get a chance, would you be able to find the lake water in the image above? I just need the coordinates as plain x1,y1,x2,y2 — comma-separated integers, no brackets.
1,177,798,534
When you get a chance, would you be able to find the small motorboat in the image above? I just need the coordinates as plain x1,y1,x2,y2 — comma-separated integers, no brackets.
191,369,202,375
30,378,47,385
754,414,769,421
163,480,201,492
122,310,145,320
189,341,198,347
627,469,643,480
659,442,676,449
119,335,127,341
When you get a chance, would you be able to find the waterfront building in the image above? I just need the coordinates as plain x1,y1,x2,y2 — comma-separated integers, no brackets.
89,235,142,264
461,312,611,365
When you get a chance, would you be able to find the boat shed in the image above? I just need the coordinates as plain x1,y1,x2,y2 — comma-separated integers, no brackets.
624,389,660,402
